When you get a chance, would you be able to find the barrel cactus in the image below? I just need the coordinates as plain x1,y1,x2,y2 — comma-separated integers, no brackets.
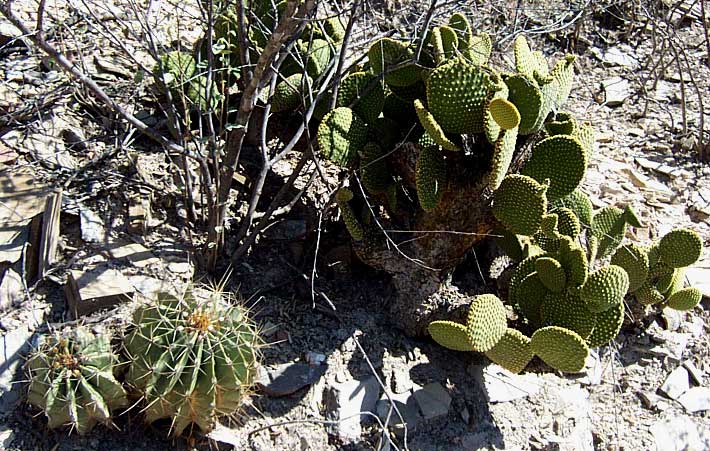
26,327,128,435
123,287,259,436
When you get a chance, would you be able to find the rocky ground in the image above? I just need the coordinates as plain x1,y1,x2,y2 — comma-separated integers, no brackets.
1,1,710,450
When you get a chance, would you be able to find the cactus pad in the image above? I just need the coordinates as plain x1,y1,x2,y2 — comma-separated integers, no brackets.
558,238,589,287
635,283,665,306
659,228,703,268
272,74,311,113
521,135,587,201
428,321,474,351
541,293,596,339
336,71,385,124
666,287,702,311
416,145,447,211
359,142,391,194
26,327,128,435
468,32,493,66
535,257,567,293
336,188,364,241
492,175,548,236
368,38,420,87
466,294,508,352
414,99,460,151
317,107,369,166
586,302,624,348
610,244,649,293
485,329,534,374
551,190,593,228
426,57,490,134
580,265,630,313
504,74,543,135
488,127,519,191
544,112,576,136
590,206,627,260
515,272,548,326
531,326,589,373
488,98,521,130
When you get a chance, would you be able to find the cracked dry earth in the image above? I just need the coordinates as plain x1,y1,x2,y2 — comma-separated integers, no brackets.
1,0,710,450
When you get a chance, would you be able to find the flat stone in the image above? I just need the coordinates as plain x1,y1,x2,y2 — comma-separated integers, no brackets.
376,391,421,437
106,241,159,268
0,325,33,414
0,269,23,310
601,76,632,106
651,416,710,451
603,46,637,67
325,376,380,443
64,266,134,318
683,361,704,386
256,362,327,397
476,364,542,402
412,382,451,420
659,366,690,400
677,387,710,413
660,307,683,331
80,207,106,244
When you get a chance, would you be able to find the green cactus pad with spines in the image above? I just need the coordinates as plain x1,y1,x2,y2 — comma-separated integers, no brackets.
492,175,548,236
428,321,474,351
504,74,543,135
574,122,596,156
448,13,473,60
535,257,567,293
317,107,369,167
553,207,581,239
544,112,576,136
513,35,540,80
469,33,492,66
323,17,345,43
488,127,519,191
466,294,508,352
635,282,665,306
580,265,629,313
515,272,549,326
186,76,222,112
586,302,624,348
416,145,447,211
368,38,421,87
26,327,128,435
272,74,311,113
551,190,593,228
558,238,589,287
489,98,521,130
508,255,544,306
610,244,649,293
623,205,644,228
360,142,391,194
336,188,364,241
521,135,587,202
483,78,509,144
590,206,627,260
549,55,575,109
658,228,703,268
124,290,258,436
299,38,332,78
666,287,702,311
541,292,597,339
430,27,445,65
485,328,534,374
540,213,561,239
426,57,491,134
414,99,460,151
439,26,459,61
665,267,687,296
531,326,589,373
336,71,385,124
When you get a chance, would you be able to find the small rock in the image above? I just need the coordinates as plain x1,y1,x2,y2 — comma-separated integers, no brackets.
106,241,159,268
659,366,690,400
0,427,14,448
660,307,683,331
64,267,134,318
207,422,241,447
0,325,33,414
474,364,542,402
601,76,632,106
390,368,413,394
256,362,327,397
677,387,710,413
0,269,23,310
325,376,380,443
376,391,421,437
602,46,637,67
650,416,710,451
305,351,326,366
80,207,106,244
682,361,704,386
166,261,193,275
412,383,451,421
637,390,667,410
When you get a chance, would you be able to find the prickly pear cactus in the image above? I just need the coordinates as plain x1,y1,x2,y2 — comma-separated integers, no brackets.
124,287,259,436
26,327,128,435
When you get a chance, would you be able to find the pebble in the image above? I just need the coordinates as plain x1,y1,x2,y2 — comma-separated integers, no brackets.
256,362,327,397
375,391,421,437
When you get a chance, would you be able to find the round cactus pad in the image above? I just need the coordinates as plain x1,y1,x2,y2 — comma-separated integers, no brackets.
336,71,385,124
586,302,624,348
485,328,534,374
488,98,521,130
493,175,548,236
580,265,629,313
610,244,650,293
416,145,447,211
504,74,543,135
521,135,587,202
531,326,589,373
317,107,369,167
659,228,703,268
466,294,507,352
541,293,596,339
428,321,474,351
666,287,702,311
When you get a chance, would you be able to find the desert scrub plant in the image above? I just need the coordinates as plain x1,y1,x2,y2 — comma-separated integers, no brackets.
123,285,259,436
26,327,128,435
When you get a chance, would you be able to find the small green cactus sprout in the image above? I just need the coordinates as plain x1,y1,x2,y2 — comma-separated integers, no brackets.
466,294,507,352
416,145,447,211
484,328,534,374
580,265,629,313
317,107,369,167
658,228,703,268
414,99,460,151
26,327,128,435
335,188,364,241
492,175,548,236
428,321,474,351
124,289,259,436
531,326,589,373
